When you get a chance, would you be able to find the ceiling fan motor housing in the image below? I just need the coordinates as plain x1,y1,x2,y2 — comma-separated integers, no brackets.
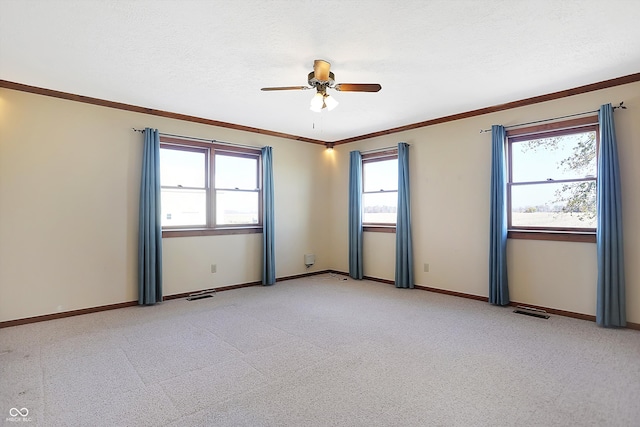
308,71,335,92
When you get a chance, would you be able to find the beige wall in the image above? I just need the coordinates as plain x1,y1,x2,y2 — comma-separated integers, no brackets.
330,81,640,324
1,81,638,325
0,89,331,322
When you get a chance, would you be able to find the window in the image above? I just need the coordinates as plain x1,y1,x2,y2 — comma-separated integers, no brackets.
214,151,260,225
507,117,598,242
362,150,398,230
159,136,261,237
160,146,208,227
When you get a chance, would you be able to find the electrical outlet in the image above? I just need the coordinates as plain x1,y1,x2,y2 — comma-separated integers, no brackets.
424,263,429,273
211,264,217,273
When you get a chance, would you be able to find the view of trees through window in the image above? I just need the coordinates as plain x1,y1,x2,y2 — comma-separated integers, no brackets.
509,126,597,230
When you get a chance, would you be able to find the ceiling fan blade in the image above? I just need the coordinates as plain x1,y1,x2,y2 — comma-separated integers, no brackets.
261,86,311,91
313,60,331,81
334,83,382,92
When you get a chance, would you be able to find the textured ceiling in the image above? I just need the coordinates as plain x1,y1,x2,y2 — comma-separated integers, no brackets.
1,0,639,142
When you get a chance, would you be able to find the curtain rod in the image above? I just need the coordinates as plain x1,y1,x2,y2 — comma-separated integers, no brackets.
479,101,626,133
132,128,262,150
359,143,408,154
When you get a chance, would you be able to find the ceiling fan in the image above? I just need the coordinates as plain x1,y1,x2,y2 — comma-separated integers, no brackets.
261,59,382,112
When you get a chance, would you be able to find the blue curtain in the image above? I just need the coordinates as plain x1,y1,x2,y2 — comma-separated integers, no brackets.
262,146,276,285
596,104,625,327
489,125,509,305
348,151,363,279
138,128,163,305
395,143,414,288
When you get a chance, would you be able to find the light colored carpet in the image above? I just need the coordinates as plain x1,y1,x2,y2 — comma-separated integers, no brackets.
1,274,639,426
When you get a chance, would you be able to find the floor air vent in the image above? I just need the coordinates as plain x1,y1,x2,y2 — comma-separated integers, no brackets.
187,289,216,301
513,305,550,319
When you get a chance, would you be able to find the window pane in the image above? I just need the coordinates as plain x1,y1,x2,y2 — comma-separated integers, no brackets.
512,131,596,182
363,192,397,224
511,181,596,228
160,148,206,188
363,159,398,192
216,190,259,225
161,188,206,227
215,154,258,190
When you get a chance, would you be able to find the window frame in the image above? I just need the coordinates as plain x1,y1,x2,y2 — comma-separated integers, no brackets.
506,116,599,243
362,149,398,233
159,136,262,238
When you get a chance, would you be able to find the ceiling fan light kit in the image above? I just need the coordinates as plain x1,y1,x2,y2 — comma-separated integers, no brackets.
323,94,339,111
310,91,338,112
262,59,381,112
310,92,325,112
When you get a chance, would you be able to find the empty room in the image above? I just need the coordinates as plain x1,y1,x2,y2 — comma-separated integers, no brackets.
1,1,639,426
